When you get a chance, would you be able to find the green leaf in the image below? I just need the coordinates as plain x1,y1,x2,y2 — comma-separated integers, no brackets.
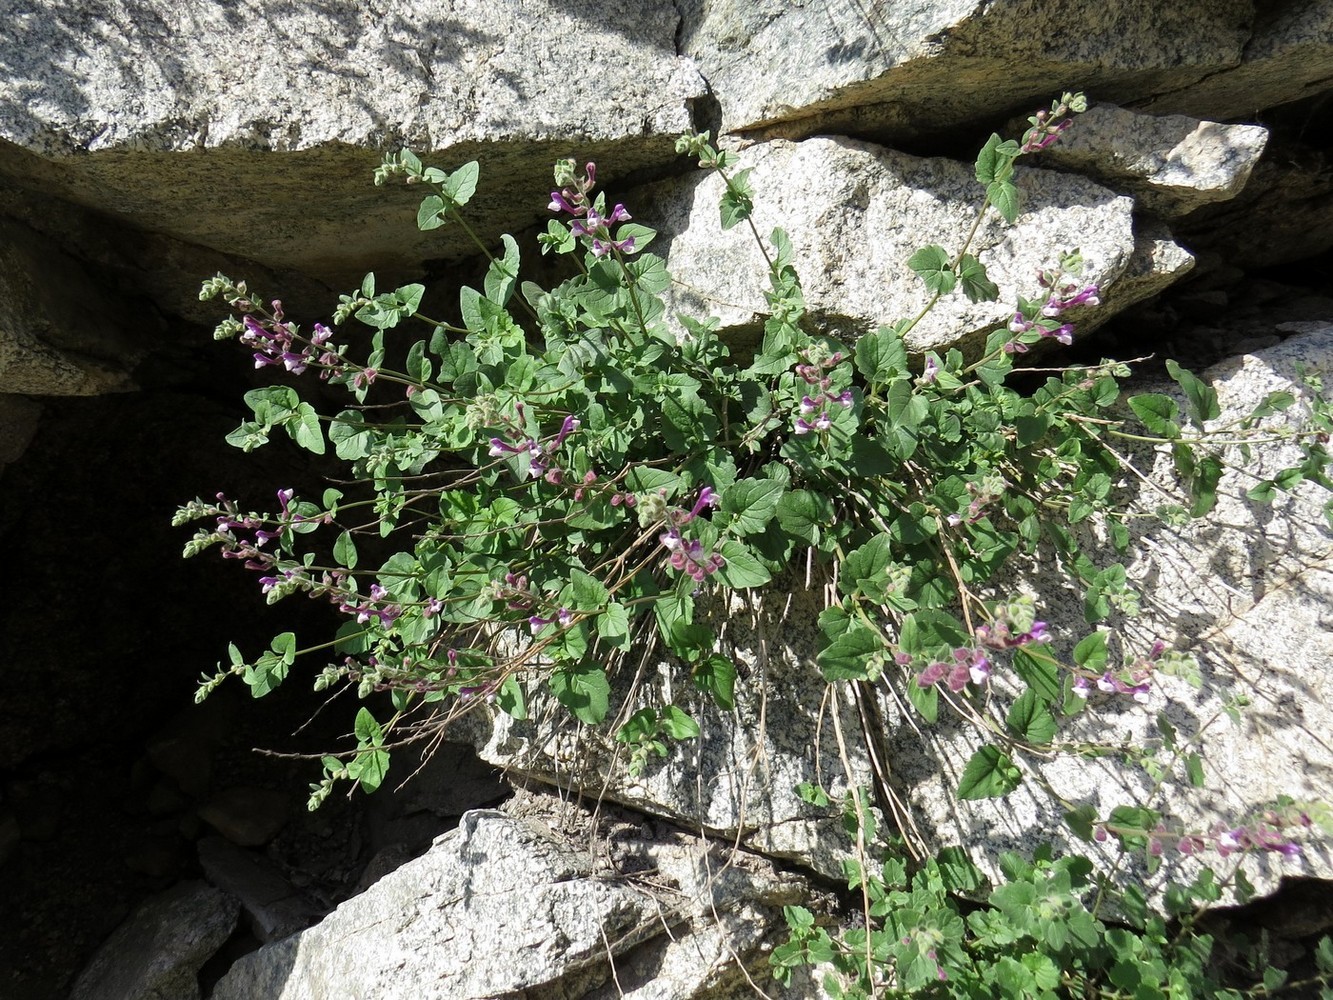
289,402,325,455
354,707,384,746
597,602,632,651
885,379,929,430
442,160,479,207
776,489,832,544
839,533,893,601
1184,752,1205,787
1128,393,1181,439
549,663,611,725
484,234,520,306
988,179,1020,223
1189,454,1224,517
1073,630,1109,671
854,324,909,382
720,478,785,536
975,133,1019,185
659,705,700,740
693,654,737,710
816,624,882,681
1012,646,1063,702
497,676,528,720
1006,689,1057,745
908,245,956,297
347,746,390,793
1167,359,1220,428
958,254,1000,303
1065,804,1099,842
614,222,657,252
417,194,446,231
715,539,771,589
719,168,753,230
333,530,358,569
957,745,1023,800
567,568,609,612
906,679,938,723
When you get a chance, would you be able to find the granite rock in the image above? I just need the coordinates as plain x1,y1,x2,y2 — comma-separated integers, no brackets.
638,136,1159,354
0,0,705,285
210,807,810,1000
679,0,1251,139
68,881,238,1000
1030,104,1269,218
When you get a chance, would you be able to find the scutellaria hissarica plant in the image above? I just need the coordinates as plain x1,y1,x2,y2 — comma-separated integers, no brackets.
179,90,1332,915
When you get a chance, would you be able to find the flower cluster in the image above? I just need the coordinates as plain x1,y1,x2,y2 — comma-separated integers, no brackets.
659,487,725,582
913,646,993,692
947,472,1006,526
489,409,581,481
548,160,636,257
1020,91,1087,153
792,347,853,434
1097,807,1311,860
239,303,341,377
1005,252,1101,351
974,599,1050,649
1071,643,1200,703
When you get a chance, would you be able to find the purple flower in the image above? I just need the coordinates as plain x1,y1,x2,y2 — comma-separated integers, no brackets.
968,653,991,685
548,190,581,215
1072,675,1091,698
794,418,814,435
946,662,971,693
1066,285,1100,308
916,662,949,688
922,357,939,383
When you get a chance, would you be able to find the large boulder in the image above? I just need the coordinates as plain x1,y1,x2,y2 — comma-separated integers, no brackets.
0,1,705,286
1140,1,1333,121
635,135,1180,353
679,0,1251,139
210,803,812,999
68,881,238,1000
1030,104,1269,219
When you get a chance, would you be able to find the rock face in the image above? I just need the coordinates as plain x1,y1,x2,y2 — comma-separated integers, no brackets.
678,0,1252,139
211,803,811,1000
639,136,1149,352
0,0,704,288
7,1,1333,997
68,881,238,1000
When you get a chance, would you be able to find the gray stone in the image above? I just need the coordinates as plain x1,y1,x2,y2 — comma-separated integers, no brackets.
210,806,810,999
198,836,325,942
0,1,705,286
469,594,876,879
1097,217,1195,320
1142,2,1333,121
879,327,1333,903
198,786,291,847
679,0,1250,139
639,136,1156,354
0,219,140,395
1030,104,1269,218
68,881,238,1000
0,394,41,471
